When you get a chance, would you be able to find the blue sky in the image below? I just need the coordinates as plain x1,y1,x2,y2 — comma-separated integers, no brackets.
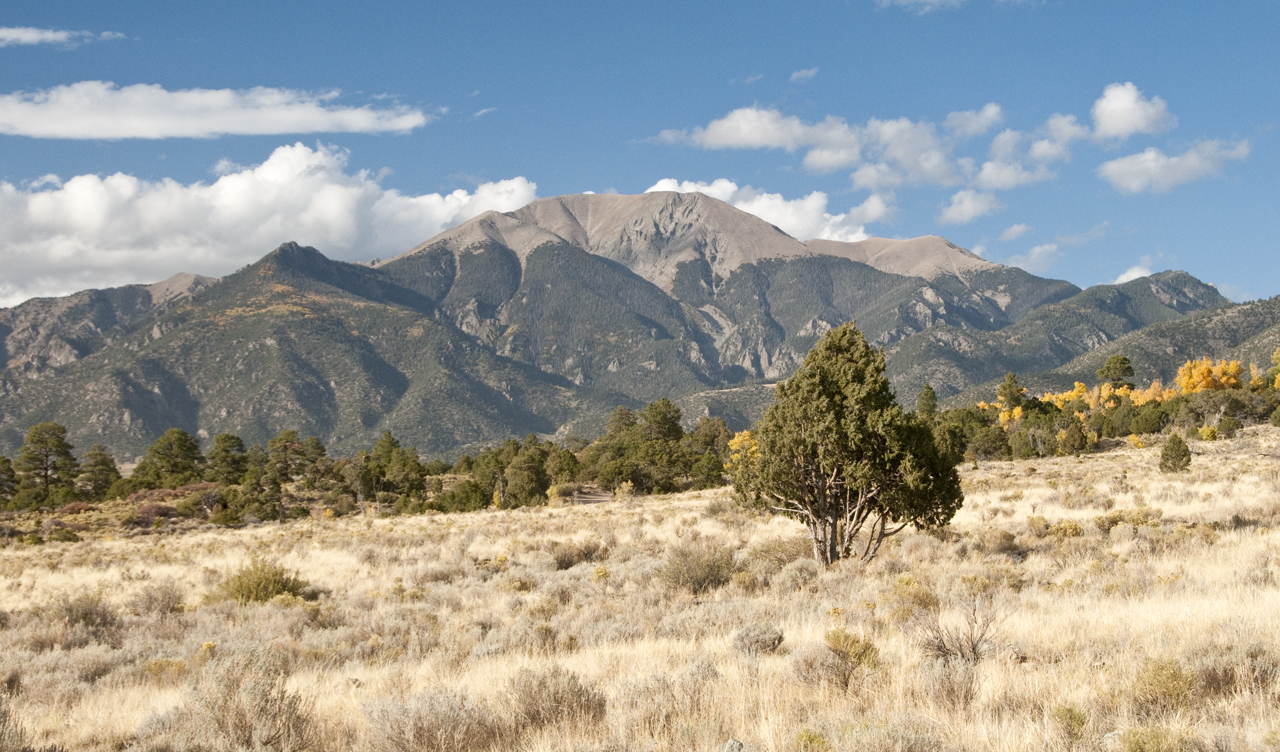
1,0,1277,305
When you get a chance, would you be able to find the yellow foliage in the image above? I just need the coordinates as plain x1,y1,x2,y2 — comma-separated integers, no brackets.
1127,435,1145,449
1041,382,1090,410
727,430,759,475
998,406,1023,428
1250,363,1267,391
1130,379,1178,406
1174,357,1242,394
1200,426,1218,441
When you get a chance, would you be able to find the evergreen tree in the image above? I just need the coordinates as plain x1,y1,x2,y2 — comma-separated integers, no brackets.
0,456,16,504
996,372,1025,409
1061,421,1087,456
14,422,80,504
1160,432,1192,473
206,433,248,485
917,383,938,420
639,399,684,443
748,323,963,564
1097,354,1136,389
133,428,204,488
78,444,121,501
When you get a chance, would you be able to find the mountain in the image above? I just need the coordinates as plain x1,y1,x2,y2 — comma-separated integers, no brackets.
886,270,1231,401
0,191,1232,459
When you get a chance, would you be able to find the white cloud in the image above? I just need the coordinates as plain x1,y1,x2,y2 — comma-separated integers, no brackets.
0,143,537,306
1097,140,1249,193
1091,82,1176,141
999,223,1029,241
790,67,818,83
473,108,497,118
944,103,1002,138
1029,113,1089,162
658,106,962,186
0,27,122,48
0,81,429,139
875,0,968,12
1113,256,1154,284
937,189,1002,225
646,178,890,241
1006,243,1059,274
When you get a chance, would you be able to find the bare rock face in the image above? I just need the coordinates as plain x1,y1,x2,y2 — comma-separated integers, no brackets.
387,192,994,292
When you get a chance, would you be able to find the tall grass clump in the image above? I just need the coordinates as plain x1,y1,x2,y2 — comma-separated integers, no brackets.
214,558,311,604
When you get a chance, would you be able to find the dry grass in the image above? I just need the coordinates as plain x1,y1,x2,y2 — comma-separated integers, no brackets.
2,427,1280,751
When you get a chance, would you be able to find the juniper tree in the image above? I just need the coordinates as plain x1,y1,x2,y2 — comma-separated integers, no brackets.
1160,432,1192,473
916,383,938,420
14,422,80,501
78,444,121,501
747,322,963,564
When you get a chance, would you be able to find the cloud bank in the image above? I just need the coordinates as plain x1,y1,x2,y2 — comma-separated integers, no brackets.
0,81,429,139
646,178,888,242
0,27,122,48
0,143,536,306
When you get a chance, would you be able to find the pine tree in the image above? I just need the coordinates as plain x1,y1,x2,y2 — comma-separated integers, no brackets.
206,433,248,485
78,444,121,500
916,383,938,419
997,373,1025,409
1160,433,1192,473
133,428,204,488
1096,354,1135,389
749,322,963,564
0,456,16,504
14,422,80,501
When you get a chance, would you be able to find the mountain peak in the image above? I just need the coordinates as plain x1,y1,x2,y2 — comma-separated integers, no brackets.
805,236,996,281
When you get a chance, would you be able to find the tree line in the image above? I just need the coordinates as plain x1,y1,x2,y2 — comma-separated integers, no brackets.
0,399,732,523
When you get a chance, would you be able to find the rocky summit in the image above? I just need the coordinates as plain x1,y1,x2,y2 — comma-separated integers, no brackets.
0,192,1236,459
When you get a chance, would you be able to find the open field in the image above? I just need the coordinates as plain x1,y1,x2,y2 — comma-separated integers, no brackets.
3,429,1280,751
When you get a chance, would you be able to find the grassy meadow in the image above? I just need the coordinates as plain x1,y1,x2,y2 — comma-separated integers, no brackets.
2,428,1280,751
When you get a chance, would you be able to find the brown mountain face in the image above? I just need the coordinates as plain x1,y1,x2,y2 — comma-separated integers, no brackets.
0,192,1229,460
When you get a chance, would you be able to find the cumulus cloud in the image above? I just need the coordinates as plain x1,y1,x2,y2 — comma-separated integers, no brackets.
937,189,1002,225
1006,243,1059,274
790,67,818,83
646,178,889,241
658,106,966,187
1113,256,1154,284
0,143,536,306
999,223,1029,241
1091,82,1176,141
944,103,1003,138
0,27,122,48
0,81,429,139
1097,140,1249,193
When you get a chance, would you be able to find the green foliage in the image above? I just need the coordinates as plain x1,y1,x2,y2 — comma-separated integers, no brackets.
1160,433,1192,474
215,558,312,604
133,428,205,490
0,456,15,504
916,383,938,419
77,443,121,501
997,372,1025,409
206,433,248,485
1097,354,1136,388
1061,421,1088,455
8,422,80,509
967,426,1011,461
747,323,963,564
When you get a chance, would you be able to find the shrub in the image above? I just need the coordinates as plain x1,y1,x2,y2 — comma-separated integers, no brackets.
547,539,608,570
1271,406,1280,427
129,578,186,616
1160,434,1191,474
913,597,999,664
733,624,784,656
1050,703,1088,751
45,591,121,649
138,649,313,752
657,539,737,594
215,558,312,604
506,665,606,729
790,631,877,691
918,657,979,710
772,558,820,592
364,689,504,752
1131,658,1195,717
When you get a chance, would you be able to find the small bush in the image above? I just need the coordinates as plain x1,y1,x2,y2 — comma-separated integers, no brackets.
918,657,979,710
364,689,504,752
733,624,784,656
1050,703,1088,750
1131,658,1195,717
547,539,608,570
139,649,313,752
129,578,186,616
824,629,879,669
657,539,737,594
506,665,606,729
1160,434,1191,474
215,558,311,604
772,558,820,592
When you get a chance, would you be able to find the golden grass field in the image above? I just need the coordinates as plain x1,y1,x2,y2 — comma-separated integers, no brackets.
3,428,1280,751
